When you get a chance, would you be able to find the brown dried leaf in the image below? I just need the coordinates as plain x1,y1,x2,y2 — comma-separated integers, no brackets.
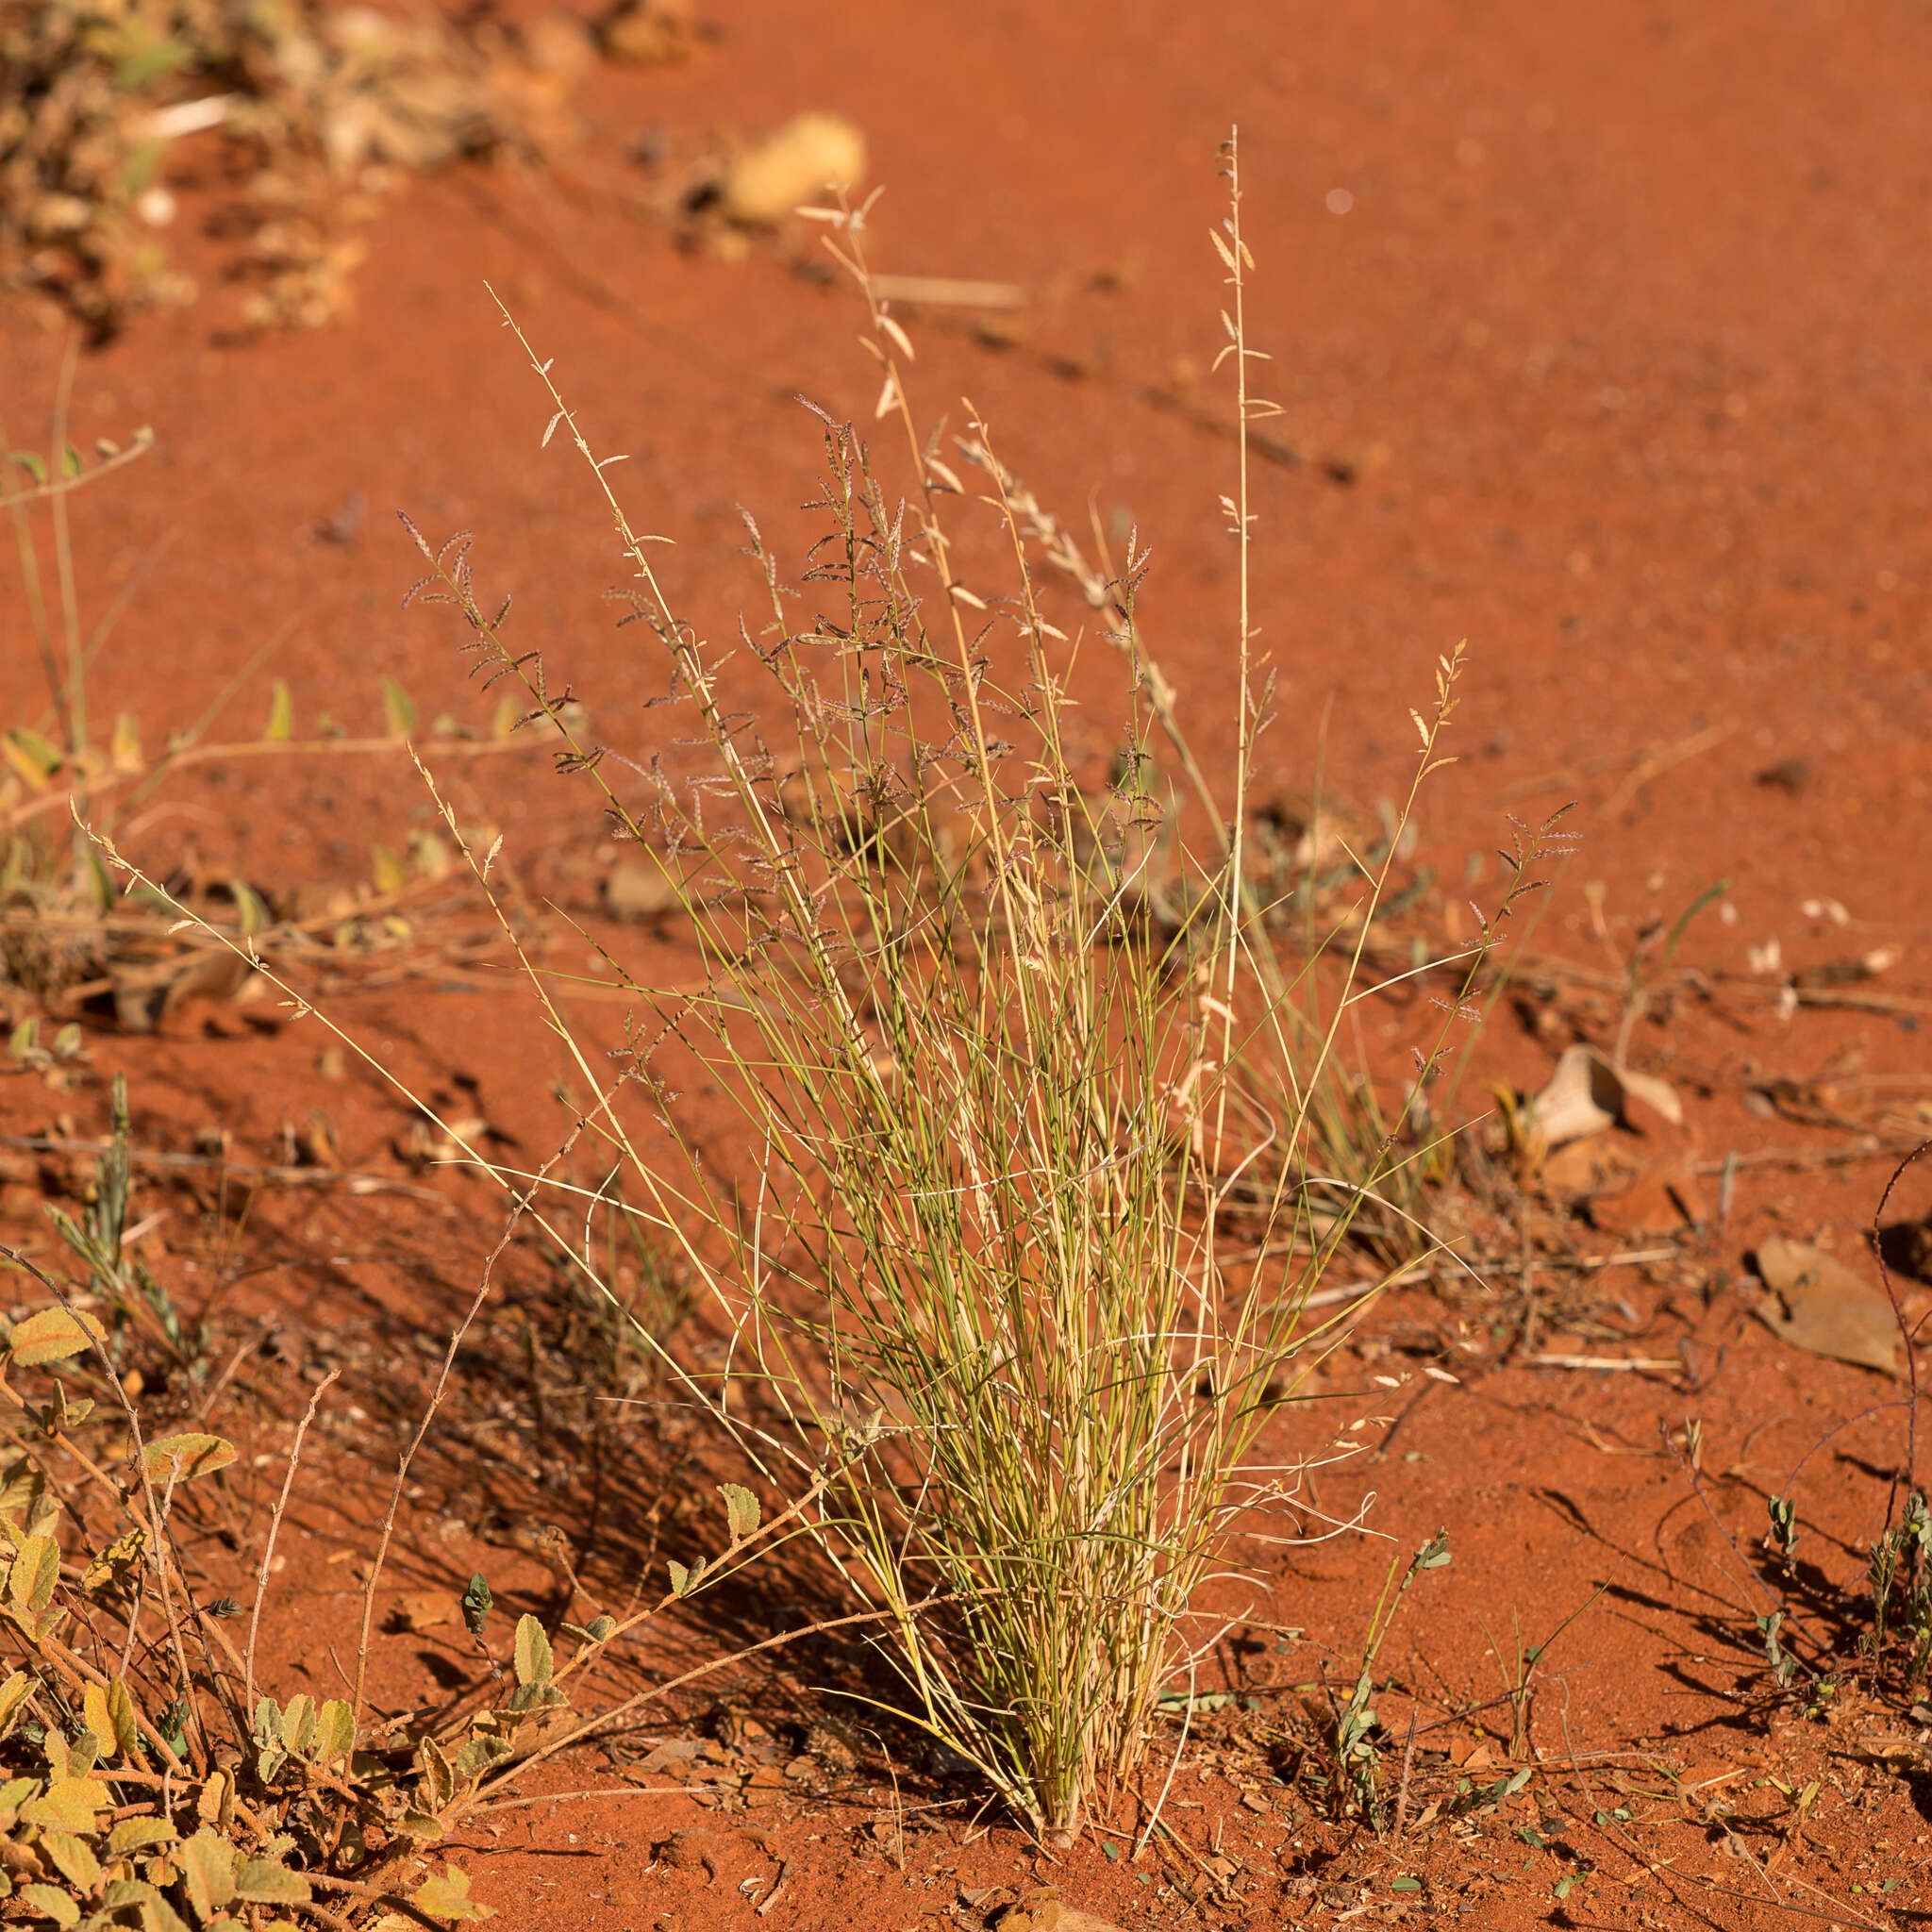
1529,1045,1681,1149
1754,1237,1904,1377
142,1433,239,1485
391,1591,458,1634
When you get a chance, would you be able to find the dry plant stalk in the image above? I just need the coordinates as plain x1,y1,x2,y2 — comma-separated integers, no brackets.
3,382,558,1030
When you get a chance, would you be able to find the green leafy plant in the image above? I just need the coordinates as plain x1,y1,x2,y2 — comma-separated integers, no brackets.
1326,1528,1449,1825
42,1074,206,1370
1608,875,1730,1066
0,1101,810,1926
1478,1577,1610,1761
1869,1491,1932,1686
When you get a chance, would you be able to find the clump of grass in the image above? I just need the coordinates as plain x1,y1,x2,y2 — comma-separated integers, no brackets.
401,138,1546,1839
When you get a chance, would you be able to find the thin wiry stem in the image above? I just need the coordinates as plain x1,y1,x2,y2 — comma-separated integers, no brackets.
246,1366,339,1714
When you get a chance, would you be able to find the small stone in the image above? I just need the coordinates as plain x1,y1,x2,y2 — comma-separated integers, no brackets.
604,858,690,921
1755,757,1810,795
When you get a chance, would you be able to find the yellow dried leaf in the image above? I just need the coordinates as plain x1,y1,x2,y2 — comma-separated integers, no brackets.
82,1681,117,1759
233,1858,309,1905
2,727,61,791
511,1615,551,1688
313,1698,355,1764
108,1817,178,1857
82,1528,145,1590
20,1883,80,1926
408,1862,494,1922
8,1307,106,1369
141,1435,237,1486
109,713,144,774
105,1680,137,1759
279,1693,315,1755
20,1775,110,1831
179,1828,236,1920
6,1533,58,1615
409,831,452,879
39,1828,102,1893
0,1671,29,1736
371,845,408,894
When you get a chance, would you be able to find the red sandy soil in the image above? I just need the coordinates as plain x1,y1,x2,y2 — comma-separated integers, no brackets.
6,2,1932,1929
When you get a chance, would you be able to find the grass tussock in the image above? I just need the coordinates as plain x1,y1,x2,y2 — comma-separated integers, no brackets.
390,137,1558,1838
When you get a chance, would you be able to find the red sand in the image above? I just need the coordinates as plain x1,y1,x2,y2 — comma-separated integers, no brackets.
5,2,1931,1926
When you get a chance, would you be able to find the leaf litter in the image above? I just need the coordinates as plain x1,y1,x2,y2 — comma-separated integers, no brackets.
1752,1235,1907,1377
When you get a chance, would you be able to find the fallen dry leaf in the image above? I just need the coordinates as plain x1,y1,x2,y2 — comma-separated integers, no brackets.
983,1886,1124,1932
389,1591,457,1633
1540,1133,1642,1196
1535,1053,1700,1231
1529,1044,1682,1148
1754,1236,1904,1377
